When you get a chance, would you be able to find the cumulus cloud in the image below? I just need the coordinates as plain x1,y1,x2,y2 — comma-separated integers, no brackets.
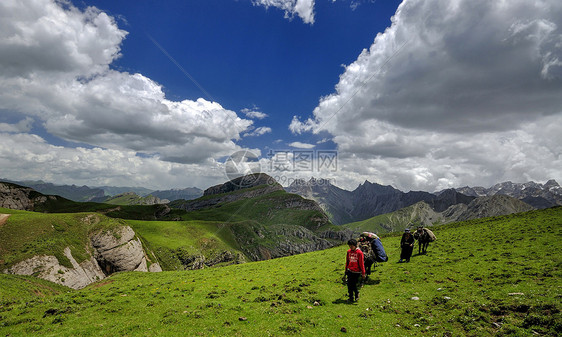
0,132,229,189
291,0,562,191
288,141,315,149
252,0,315,24
244,126,273,137
241,107,268,119
0,0,253,165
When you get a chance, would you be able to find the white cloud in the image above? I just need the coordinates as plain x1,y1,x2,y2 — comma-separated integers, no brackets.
241,107,268,119
290,0,562,191
288,141,315,149
0,132,230,189
289,115,316,134
0,0,253,165
0,117,33,133
0,1,127,77
252,0,315,24
244,126,272,137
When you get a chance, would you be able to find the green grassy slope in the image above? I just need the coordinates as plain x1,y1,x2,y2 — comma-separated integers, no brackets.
125,219,246,270
0,274,70,302
0,208,127,270
1,207,560,336
0,207,245,272
179,189,332,230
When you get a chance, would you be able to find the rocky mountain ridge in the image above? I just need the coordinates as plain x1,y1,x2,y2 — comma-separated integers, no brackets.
0,179,203,203
286,178,475,225
344,194,535,235
287,178,560,225
452,179,562,209
99,192,169,205
0,182,67,210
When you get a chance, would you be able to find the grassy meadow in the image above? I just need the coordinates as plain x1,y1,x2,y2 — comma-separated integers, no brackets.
1,207,560,336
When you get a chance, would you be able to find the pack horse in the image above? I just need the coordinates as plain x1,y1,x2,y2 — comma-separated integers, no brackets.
358,232,388,277
413,226,436,254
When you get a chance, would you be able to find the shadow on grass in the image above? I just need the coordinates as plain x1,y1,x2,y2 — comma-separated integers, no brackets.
332,298,357,305
363,278,380,285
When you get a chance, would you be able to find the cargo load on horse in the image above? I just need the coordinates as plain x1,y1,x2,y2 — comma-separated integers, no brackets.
358,232,388,277
360,232,387,262
414,226,436,254
424,228,436,242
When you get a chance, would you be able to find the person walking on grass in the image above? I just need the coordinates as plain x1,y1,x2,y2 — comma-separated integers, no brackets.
345,238,365,302
399,228,415,263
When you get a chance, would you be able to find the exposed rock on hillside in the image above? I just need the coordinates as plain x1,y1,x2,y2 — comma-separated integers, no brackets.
285,178,354,226
3,225,162,290
178,183,283,212
91,226,148,274
0,182,64,211
5,247,105,290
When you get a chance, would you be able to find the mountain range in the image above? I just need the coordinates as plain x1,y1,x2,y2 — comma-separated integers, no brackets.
286,178,561,225
0,178,203,203
452,179,562,209
2,173,557,291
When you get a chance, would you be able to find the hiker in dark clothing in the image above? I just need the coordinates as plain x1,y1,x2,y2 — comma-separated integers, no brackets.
345,239,365,302
399,228,415,263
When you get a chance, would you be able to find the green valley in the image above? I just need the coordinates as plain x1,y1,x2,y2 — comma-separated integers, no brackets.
1,207,560,336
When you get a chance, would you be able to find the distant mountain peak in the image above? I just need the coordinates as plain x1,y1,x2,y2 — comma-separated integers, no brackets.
204,173,281,196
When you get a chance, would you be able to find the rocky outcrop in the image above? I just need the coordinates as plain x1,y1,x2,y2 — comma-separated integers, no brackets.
4,225,162,289
344,195,536,235
91,226,148,274
5,247,105,290
0,182,63,211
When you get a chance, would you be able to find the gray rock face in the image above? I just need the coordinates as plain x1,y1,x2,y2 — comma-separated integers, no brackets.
4,225,162,289
91,226,146,275
0,182,60,211
5,247,105,289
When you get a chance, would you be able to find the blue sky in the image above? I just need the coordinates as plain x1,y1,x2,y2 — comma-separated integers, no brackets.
84,0,401,151
1,0,561,192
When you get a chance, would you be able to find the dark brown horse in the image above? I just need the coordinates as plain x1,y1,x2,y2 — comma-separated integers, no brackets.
414,227,430,254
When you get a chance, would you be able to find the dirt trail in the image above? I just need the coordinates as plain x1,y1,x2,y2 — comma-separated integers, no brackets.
0,214,10,227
